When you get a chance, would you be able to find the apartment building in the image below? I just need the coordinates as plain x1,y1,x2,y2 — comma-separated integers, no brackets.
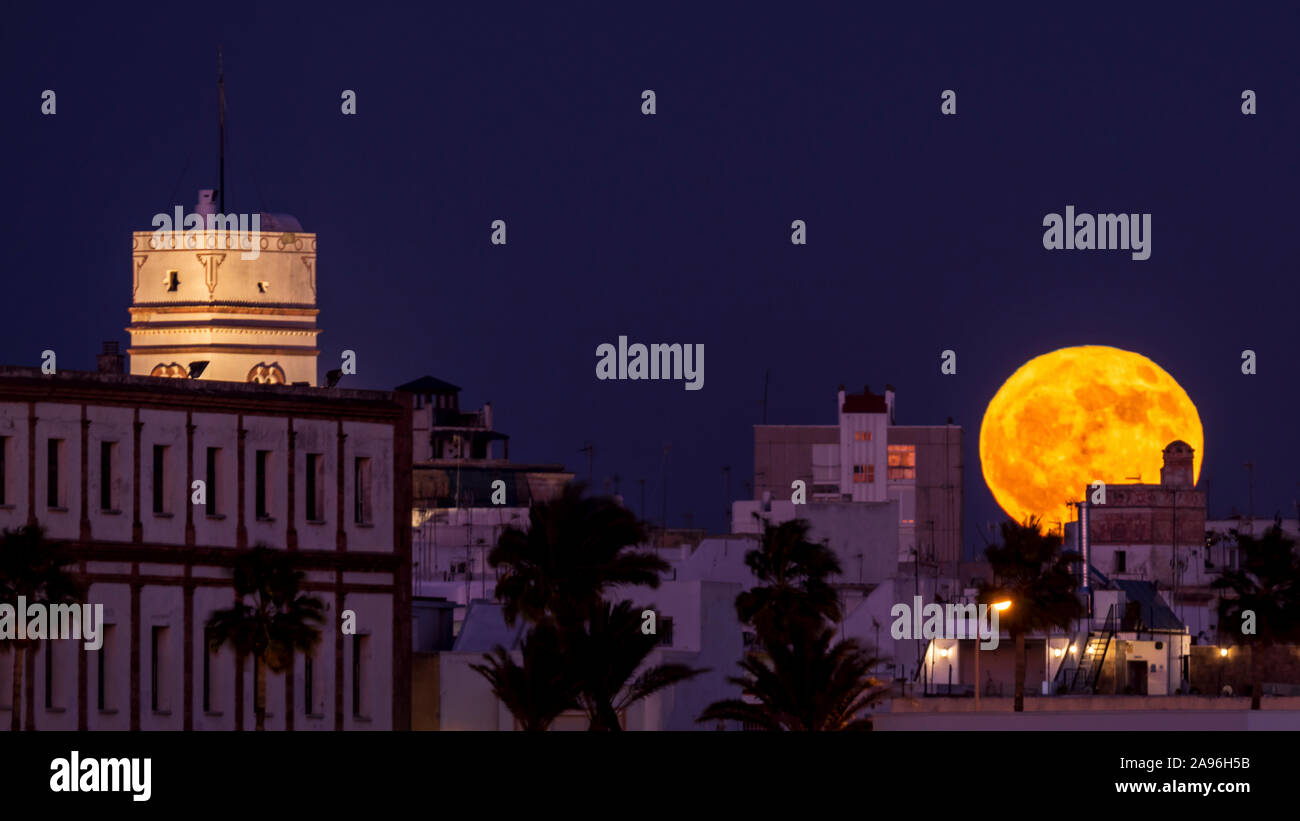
0,363,411,730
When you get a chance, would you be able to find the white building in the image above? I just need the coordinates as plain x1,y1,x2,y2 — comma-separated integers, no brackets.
752,385,963,565
0,365,412,730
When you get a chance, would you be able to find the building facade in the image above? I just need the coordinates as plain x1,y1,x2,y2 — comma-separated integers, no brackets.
751,385,963,564
0,366,411,730
1077,440,1211,638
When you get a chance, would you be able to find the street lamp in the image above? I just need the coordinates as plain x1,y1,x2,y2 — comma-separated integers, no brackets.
975,599,1012,711
1219,647,1229,695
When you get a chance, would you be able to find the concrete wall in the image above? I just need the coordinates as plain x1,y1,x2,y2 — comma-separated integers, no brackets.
753,425,836,500
730,500,898,585
888,426,962,564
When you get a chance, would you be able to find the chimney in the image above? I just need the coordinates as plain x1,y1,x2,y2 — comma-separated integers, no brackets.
1160,441,1195,489
97,341,124,375
885,384,896,424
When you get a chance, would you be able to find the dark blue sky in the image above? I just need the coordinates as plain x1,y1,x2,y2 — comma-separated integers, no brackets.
3,4,1297,554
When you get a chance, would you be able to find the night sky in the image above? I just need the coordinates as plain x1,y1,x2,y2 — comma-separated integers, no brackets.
3,4,1297,556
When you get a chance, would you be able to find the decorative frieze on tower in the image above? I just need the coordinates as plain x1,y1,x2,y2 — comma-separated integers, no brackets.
127,190,321,386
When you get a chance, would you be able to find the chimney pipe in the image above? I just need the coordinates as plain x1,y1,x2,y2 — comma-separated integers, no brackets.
97,341,124,375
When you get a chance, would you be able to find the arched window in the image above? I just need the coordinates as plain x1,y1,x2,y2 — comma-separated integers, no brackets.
150,363,188,379
247,363,287,385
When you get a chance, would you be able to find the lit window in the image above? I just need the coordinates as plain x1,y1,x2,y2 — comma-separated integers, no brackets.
852,464,867,483
854,431,870,441
867,464,875,483
888,445,916,480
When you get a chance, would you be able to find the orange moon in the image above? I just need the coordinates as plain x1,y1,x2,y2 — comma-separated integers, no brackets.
979,345,1203,528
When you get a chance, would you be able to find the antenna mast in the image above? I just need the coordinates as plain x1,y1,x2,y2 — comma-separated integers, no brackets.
218,46,226,213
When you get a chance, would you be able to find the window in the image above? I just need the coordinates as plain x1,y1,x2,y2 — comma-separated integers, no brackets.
44,641,54,709
166,271,180,291
304,654,314,715
306,453,323,521
852,464,867,483
867,464,875,483
887,445,916,480
151,626,167,712
47,438,63,508
152,445,168,514
97,629,108,711
855,431,871,441
352,634,365,718
255,450,270,519
659,617,674,646
0,435,7,505
1115,550,1127,573
206,447,219,515
202,627,214,713
353,457,371,524
100,441,116,511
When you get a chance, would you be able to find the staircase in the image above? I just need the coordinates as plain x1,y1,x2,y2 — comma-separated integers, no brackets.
1068,604,1117,694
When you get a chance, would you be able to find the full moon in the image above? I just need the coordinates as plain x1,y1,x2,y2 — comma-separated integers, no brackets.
980,345,1203,528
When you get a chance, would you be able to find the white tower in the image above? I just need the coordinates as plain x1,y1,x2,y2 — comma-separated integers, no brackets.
127,190,320,386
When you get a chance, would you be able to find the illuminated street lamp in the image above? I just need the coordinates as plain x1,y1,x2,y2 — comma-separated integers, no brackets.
975,599,1012,711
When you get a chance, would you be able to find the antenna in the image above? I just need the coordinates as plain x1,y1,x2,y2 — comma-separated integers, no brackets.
218,45,226,213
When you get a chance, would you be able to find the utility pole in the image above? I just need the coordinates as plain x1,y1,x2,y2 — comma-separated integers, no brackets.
578,442,594,484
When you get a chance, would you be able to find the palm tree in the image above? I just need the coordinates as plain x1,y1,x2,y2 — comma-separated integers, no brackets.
571,600,706,730
0,526,85,731
735,518,843,646
697,627,887,730
470,621,580,731
478,484,704,730
489,482,667,629
1212,520,1300,710
206,547,325,730
978,518,1085,712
